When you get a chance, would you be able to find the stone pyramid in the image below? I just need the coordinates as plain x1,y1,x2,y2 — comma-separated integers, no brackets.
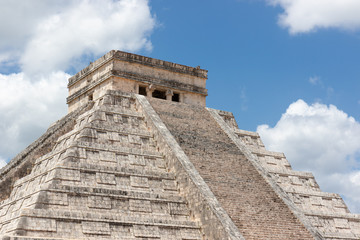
0,50,359,239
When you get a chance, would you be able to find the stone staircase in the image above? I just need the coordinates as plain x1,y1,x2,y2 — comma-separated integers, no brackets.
0,91,203,239
214,109,360,240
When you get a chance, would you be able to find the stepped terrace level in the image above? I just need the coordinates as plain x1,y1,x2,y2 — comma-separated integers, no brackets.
67,50,208,112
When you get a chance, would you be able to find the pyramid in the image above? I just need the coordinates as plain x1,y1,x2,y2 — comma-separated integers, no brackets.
0,50,359,239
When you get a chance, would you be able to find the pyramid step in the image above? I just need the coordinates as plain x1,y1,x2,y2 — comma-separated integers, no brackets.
250,147,285,158
0,184,185,211
304,210,360,221
321,231,360,240
9,208,201,237
233,129,266,148
0,185,186,224
268,168,314,178
59,163,173,180
57,122,152,144
283,186,344,200
71,142,162,158
13,162,174,189
83,122,151,137
48,184,184,202
1,236,63,240
20,208,199,228
234,128,259,138
33,145,163,173
80,104,142,120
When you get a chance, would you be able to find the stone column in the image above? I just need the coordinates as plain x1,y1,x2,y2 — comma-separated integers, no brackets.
166,89,174,101
146,85,154,97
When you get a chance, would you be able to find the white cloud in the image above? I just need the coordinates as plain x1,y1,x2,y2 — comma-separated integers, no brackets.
257,99,360,213
267,0,360,34
0,0,156,74
0,0,156,162
0,157,6,169
0,72,69,161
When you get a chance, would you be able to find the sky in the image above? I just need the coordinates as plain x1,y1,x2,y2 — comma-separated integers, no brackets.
0,0,359,212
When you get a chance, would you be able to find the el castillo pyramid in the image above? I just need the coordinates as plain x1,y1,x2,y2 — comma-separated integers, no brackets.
0,50,359,240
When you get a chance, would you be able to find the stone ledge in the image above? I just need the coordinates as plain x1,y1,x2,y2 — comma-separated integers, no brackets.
1,236,64,240
304,210,360,221
321,232,359,240
55,163,174,181
234,129,260,138
283,187,342,199
68,50,208,87
56,122,150,144
70,142,162,158
249,147,285,158
48,185,184,203
112,70,208,95
268,168,315,178
19,209,200,229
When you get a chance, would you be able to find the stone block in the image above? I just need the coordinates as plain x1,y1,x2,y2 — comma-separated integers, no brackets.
99,151,116,162
44,192,69,206
334,218,350,229
180,228,202,240
169,202,189,216
18,217,57,232
151,202,169,215
129,135,141,145
133,225,160,238
116,154,129,164
54,169,81,181
129,199,152,213
162,179,177,191
56,220,82,238
82,221,110,235
130,176,149,188
86,150,100,160
129,155,146,166
88,196,111,209
96,172,116,185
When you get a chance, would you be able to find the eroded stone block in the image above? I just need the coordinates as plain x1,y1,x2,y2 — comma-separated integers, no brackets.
82,221,110,235
133,225,159,238
169,202,189,216
88,196,111,209
96,172,116,185
18,217,57,232
129,199,152,213
130,176,149,188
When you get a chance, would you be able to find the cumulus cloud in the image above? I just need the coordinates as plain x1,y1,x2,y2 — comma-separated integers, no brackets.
267,0,360,34
257,99,360,213
0,157,6,169
0,0,156,74
0,0,156,163
0,72,69,162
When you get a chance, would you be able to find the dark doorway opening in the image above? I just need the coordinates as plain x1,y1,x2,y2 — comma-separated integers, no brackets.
139,86,147,96
172,93,180,102
152,90,166,100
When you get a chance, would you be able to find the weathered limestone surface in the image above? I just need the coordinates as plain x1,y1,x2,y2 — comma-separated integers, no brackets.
149,98,316,240
136,94,245,240
212,109,360,240
1,50,359,240
0,91,207,239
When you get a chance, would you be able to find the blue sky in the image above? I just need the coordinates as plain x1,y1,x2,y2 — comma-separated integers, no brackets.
0,0,360,212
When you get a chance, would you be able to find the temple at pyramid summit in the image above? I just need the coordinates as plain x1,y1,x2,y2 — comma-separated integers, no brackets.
1,50,360,239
